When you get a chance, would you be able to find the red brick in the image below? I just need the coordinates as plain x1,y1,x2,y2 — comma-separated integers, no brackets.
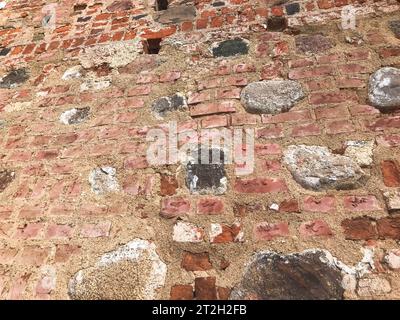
46,224,73,239
309,91,358,105
200,115,228,128
160,71,181,83
325,120,355,134
160,175,178,196
55,244,81,263
197,198,224,215
289,66,334,80
343,195,382,212
254,222,289,241
161,197,191,218
181,252,212,271
262,110,312,124
194,277,217,300
230,113,259,126
381,160,400,187
303,196,336,213
299,220,333,237
210,222,242,243
234,178,287,193
279,199,300,213
291,123,321,137
257,125,284,139
14,223,43,239
170,285,194,300
187,91,212,105
16,246,50,266
377,135,400,147
377,217,400,240
255,143,281,155
342,217,378,240
366,116,400,131
315,105,349,119
190,101,236,116
79,221,111,238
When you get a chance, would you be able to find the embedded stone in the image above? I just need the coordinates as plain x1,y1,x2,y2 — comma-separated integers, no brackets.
230,250,344,300
240,80,304,114
155,5,196,24
185,147,227,195
0,169,15,193
106,0,133,12
151,93,187,118
173,221,204,243
385,249,400,269
4,101,32,113
344,140,374,167
0,68,29,89
212,38,249,58
368,67,400,111
295,35,333,54
283,145,367,191
266,17,287,31
357,276,391,297
389,20,400,39
60,107,90,125
68,239,167,299
0,47,10,56
62,66,82,80
80,77,111,91
89,167,119,195
79,40,142,69
383,190,400,214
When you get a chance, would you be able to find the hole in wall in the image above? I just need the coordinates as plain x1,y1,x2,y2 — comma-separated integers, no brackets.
143,38,162,54
155,0,168,11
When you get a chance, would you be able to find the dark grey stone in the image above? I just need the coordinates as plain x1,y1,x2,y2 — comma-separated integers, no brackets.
0,69,29,89
155,5,196,24
267,17,287,32
0,170,15,193
151,93,187,117
186,147,227,195
212,38,249,58
389,20,400,39
295,34,333,54
286,3,300,15
0,47,11,56
230,250,344,300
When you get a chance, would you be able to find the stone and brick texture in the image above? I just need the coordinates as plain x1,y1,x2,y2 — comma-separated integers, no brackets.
0,0,400,300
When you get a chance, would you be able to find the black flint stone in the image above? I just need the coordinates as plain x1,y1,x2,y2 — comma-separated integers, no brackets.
212,38,249,57
133,14,147,20
0,47,11,56
286,3,300,15
267,17,288,32
77,16,92,22
212,1,225,6
0,69,29,89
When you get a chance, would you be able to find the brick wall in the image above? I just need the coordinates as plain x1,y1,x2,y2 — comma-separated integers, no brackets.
0,0,400,299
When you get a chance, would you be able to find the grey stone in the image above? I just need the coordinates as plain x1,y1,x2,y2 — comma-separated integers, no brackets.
0,169,15,193
230,250,344,300
151,93,187,118
60,107,90,125
389,20,400,39
240,80,304,114
368,67,400,111
185,146,227,195
89,167,119,195
295,35,333,54
212,38,249,57
69,239,167,299
155,5,196,24
0,68,29,89
283,145,367,191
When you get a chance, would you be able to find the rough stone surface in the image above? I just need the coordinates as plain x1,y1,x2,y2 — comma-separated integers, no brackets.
357,276,391,297
151,93,187,118
368,67,400,110
89,167,119,195
385,249,400,270
283,145,367,191
0,69,29,88
240,80,304,114
295,35,333,54
383,190,400,214
185,147,227,195
344,141,374,167
173,221,204,243
230,250,344,300
155,5,196,24
212,38,249,58
0,169,15,193
389,20,400,39
79,40,142,69
68,239,167,299
62,66,82,80
60,107,90,125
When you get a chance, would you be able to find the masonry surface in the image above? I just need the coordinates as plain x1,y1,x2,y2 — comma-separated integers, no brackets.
0,0,400,300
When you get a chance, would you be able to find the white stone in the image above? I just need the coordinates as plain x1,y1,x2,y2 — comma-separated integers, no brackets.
80,77,111,91
357,276,391,296
173,221,204,242
89,167,119,195
4,101,32,112
385,249,400,269
269,203,279,211
368,67,400,110
79,39,142,69
344,140,374,167
62,66,82,80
